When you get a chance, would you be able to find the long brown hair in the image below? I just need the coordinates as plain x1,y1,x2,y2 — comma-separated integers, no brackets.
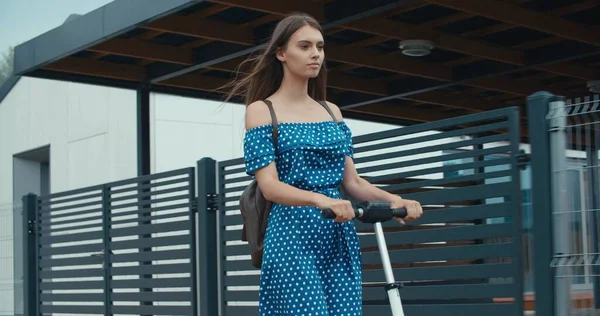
222,12,328,105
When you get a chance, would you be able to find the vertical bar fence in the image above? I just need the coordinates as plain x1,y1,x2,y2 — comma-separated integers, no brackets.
528,91,600,316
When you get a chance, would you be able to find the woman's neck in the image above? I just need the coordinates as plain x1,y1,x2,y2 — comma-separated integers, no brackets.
274,70,311,103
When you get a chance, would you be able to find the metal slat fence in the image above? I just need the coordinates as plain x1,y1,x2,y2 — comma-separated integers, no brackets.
217,107,524,316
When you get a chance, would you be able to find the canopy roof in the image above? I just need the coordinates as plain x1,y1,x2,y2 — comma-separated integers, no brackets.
13,0,600,126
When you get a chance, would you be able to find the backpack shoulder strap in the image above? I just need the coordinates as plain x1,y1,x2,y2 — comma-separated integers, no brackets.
317,100,338,123
263,100,278,151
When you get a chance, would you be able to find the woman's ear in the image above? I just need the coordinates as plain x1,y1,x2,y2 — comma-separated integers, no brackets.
275,47,285,62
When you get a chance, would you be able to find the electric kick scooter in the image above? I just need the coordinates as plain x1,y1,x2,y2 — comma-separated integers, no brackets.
321,200,408,316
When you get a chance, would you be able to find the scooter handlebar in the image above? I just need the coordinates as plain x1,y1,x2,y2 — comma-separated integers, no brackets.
321,200,407,224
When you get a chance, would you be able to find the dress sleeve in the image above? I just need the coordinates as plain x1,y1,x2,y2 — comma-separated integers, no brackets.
339,122,354,158
243,125,276,176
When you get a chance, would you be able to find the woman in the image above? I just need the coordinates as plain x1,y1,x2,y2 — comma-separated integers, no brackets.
225,12,423,315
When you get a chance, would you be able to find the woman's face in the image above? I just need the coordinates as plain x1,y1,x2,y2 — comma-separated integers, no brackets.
277,24,324,79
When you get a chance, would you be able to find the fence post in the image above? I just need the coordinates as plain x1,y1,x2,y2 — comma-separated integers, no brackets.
197,158,218,316
22,193,38,316
548,96,572,316
526,91,557,316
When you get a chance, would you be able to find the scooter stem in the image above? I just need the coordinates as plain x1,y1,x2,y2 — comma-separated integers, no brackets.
374,222,405,316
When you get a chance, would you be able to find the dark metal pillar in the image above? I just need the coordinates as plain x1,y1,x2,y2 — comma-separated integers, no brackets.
137,86,151,176
136,86,152,314
527,91,557,316
22,193,38,316
197,158,219,316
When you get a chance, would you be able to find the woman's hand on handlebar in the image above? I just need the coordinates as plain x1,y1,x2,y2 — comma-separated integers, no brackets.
315,196,355,222
391,197,423,224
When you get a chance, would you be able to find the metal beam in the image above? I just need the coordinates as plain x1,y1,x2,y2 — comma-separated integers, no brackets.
340,48,600,109
13,0,201,76
149,0,422,83
427,0,600,47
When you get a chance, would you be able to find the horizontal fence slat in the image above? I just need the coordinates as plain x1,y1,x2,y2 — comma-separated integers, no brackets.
38,230,103,246
224,214,244,227
382,169,512,195
110,277,192,289
357,144,510,176
109,193,190,211
109,221,190,237
40,267,104,279
352,107,514,144
41,199,102,213
355,121,508,156
109,176,190,195
225,290,258,302
359,223,513,248
40,280,103,290
40,305,105,314
38,213,103,230
225,274,260,286
41,221,102,234
39,191,103,207
39,242,104,256
354,133,508,165
224,229,245,241
219,157,245,168
39,206,103,221
111,305,193,315
400,183,513,207
111,262,191,276
224,174,252,184
111,291,193,302
364,303,516,315
40,293,104,302
106,167,192,188
363,283,516,301
109,201,190,219
224,184,251,194
226,258,259,272
108,184,190,203
362,242,514,265
363,156,512,185
38,185,103,201
110,210,190,226
111,235,191,250
224,195,241,203
362,263,515,283
225,244,251,256
226,306,259,316
110,249,191,263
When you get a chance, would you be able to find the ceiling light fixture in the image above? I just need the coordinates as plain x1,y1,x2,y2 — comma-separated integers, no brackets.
399,39,434,57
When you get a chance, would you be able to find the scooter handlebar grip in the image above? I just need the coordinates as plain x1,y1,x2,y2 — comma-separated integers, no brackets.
321,208,336,219
321,208,361,219
393,207,408,219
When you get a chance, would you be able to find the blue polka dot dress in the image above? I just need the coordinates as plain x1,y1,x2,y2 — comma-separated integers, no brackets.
243,120,363,315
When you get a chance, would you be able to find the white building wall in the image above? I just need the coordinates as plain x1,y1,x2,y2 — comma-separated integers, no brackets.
0,77,138,315
0,77,138,204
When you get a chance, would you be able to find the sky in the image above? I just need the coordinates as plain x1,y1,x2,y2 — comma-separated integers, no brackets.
0,0,114,55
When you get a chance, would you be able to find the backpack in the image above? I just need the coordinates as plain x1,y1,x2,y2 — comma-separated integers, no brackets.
239,99,338,269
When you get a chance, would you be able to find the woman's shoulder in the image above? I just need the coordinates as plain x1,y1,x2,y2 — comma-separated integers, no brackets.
245,100,273,130
323,100,344,122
